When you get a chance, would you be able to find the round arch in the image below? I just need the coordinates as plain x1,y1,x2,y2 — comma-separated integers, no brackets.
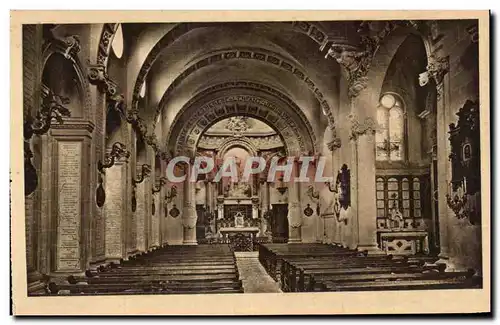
215,137,259,160
356,26,434,117
129,23,336,127
166,91,317,157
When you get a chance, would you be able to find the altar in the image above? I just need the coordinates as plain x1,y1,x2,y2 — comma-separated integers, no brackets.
220,226,260,252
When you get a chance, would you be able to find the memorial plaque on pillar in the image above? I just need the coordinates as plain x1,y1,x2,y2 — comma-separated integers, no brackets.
56,141,82,272
105,165,123,258
136,182,146,251
25,195,34,269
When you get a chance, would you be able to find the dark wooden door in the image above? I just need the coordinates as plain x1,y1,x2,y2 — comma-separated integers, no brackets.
271,204,288,243
196,205,206,241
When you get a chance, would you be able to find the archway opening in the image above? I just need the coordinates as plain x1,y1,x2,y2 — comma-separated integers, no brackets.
194,115,289,244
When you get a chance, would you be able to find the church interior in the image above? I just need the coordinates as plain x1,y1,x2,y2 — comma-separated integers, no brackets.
22,20,483,295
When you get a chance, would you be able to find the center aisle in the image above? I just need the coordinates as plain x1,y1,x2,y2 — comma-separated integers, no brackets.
234,252,282,293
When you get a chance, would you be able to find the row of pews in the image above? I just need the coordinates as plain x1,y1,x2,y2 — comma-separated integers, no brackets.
48,245,244,295
259,243,482,292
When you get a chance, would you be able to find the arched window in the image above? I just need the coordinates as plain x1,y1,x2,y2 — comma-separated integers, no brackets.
139,81,146,98
376,93,405,161
111,24,124,59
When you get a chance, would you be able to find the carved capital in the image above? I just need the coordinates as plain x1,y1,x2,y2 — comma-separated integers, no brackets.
327,137,342,151
325,43,371,99
348,114,378,141
426,55,450,85
87,64,118,96
53,35,81,60
126,108,149,139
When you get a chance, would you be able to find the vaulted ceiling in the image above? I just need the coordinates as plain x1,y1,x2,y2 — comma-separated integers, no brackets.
120,22,348,149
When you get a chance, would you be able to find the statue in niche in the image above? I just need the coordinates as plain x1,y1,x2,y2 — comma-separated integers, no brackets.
234,211,245,228
388,193,404,230
226,156,251,197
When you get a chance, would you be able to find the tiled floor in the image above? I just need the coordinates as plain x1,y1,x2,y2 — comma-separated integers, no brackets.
234,252,282,293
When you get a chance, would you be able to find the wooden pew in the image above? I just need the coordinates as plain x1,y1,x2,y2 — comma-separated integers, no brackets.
50,244,244,295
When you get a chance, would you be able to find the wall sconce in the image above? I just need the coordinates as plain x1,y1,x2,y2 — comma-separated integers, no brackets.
98,142,130,174
133,164,151,186
165,185,178,204
152,177,167,194
276,176,288,195
24,87,71,196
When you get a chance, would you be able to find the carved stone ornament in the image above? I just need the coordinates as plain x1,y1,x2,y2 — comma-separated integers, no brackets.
169,204,180,218
98,142,130,174
53,34,81,60
288,202,302,228
326,128,342,151
24,86,72,196
88,64,118,96
424,54,450,89
182,213,198,229
348,113,378,140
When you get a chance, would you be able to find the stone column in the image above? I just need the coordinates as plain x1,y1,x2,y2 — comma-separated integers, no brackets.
436,70,451,259
103,156,128,263
135,179,147,252
350,120,383,254
260,181,270,236
287,160,302,243
182,163,198,245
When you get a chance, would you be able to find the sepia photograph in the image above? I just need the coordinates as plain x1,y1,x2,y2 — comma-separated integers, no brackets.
10,10,490,315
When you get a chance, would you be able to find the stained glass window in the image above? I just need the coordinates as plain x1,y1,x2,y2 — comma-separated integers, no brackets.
376,94,405,161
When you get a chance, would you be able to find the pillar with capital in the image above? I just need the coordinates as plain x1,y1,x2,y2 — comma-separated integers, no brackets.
182,161,198,245
287,159,302,243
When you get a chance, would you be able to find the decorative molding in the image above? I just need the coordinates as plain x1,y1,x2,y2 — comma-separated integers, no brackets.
153,48,335,128
291,21,329,49
198,134,284,151
168,94,315,156
348,114,378,140
96,23,119,67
